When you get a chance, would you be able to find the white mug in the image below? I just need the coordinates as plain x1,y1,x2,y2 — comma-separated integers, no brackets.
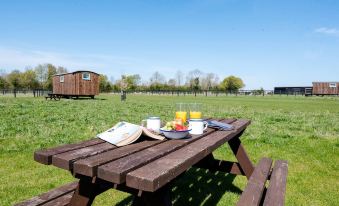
188,119,208,135
142,116,161,132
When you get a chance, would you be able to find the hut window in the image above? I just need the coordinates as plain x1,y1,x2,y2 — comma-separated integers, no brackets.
60,75,64,83
82,72,91,80
329,83,336,88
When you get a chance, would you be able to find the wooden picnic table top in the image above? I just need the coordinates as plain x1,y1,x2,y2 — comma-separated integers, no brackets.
34,118,251,193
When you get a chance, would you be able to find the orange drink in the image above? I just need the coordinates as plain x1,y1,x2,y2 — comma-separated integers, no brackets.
190,111,202,119
175,111,187,122
189,103,202,119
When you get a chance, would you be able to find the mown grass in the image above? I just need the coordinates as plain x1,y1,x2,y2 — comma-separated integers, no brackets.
0,94,338,205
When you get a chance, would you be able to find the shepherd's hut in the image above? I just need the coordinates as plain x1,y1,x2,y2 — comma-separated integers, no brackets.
52,71,100,99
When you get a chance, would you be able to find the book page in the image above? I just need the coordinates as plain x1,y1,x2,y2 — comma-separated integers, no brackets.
141,127,165,140
97,122,143,146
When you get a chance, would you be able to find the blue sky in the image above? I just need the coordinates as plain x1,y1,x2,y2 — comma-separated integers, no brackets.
0,0,338,89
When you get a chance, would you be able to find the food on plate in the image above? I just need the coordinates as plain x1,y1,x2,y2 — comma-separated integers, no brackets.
162,119,189,131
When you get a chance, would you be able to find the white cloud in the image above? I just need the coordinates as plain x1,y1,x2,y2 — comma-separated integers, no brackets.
314,27,339,36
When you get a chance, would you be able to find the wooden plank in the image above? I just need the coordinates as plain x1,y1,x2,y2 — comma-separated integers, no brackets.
42,192,74,206
125,119,250,192
52,142,117,170
34,138,104,165
98,119,235,184
263,160,288,206
74,140,163,177
229,136,255,179
69,176,112,206
14,181,78,206
237,158,273,206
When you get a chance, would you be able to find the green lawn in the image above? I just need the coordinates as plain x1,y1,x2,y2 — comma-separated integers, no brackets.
0,94,338,205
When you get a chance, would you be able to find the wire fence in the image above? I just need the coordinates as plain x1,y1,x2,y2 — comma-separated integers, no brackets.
1,89,51,98
1,89,315,98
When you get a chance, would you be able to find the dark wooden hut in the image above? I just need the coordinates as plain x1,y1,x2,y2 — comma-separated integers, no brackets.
312,82,339,95
52,71,100,98
274,86,312,95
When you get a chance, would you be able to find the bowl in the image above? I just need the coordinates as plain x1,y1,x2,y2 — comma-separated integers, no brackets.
160,128,191,139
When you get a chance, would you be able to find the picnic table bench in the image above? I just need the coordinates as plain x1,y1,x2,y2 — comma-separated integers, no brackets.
15,118,288,206
45,93,61,101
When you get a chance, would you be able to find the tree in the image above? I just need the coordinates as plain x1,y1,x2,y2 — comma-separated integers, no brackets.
200,73,219,91
99,74,111,92
186,69,202,90
220,75,245,92
115,74,141,91
125,74,141,90
0,76,8,89
150,71,166,90
6,70,22,89
34,64,48,88
45,64,57,90
175,70,184,86
168,78,176,90
150,71,165,85
22,69,39,89
56,66,68,74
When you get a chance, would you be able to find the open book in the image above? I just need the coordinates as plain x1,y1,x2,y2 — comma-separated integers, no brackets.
97,122,165,147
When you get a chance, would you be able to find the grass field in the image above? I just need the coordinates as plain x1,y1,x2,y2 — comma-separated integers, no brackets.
0,94,338,205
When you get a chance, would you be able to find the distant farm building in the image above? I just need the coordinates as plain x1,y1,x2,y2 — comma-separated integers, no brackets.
52,71,100,99
312,82,339,95
274,86,313,95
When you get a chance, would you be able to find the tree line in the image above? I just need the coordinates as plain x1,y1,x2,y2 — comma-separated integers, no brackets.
100,69,245,93
0,64,67,90
0,65,245,93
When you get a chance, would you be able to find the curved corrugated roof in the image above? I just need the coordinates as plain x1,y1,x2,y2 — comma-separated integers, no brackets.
53,70,100,76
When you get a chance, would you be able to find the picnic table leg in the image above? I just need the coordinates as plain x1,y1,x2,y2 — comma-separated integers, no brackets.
132,184,172,206
69,177,111,206
228,131,255,179
193,154,245,176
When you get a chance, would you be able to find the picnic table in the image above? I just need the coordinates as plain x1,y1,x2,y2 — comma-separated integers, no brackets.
17,118,288,206
45,93,61,101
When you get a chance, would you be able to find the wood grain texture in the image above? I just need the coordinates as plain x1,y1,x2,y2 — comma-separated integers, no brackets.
14,182,78,206
312,82,339,95
229,136,255,179
53,71,99,96
52,142,117,170
125,119,250,192
34,138,104,165
42,193,74,206
73,140,163,177
237,158,273,206
97,119,235,184
263,160,288,206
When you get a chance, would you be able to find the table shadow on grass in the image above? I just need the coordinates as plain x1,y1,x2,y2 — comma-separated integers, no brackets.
115,168,241,206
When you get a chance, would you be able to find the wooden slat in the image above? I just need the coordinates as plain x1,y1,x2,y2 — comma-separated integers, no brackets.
125,119,250,192
263,160,288,206
97,119,235,184
34,138,104,164
52,142,117,170
237,158,273,206
41,192,73,206
14,182,78,206
73,140,164,177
